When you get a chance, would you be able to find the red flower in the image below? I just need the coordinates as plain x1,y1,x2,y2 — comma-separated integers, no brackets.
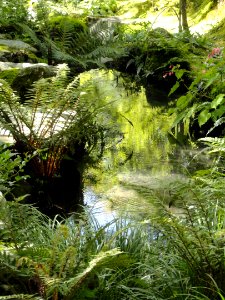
207,47,222,59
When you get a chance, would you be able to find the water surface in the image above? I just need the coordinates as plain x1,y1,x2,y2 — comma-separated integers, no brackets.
83,70,185,222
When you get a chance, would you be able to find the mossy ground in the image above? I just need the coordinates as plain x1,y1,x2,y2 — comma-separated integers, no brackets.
0,68,20,84
205,18,225,48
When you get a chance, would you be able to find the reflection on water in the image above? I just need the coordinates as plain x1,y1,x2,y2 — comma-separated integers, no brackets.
83,70,212,224
84,187,116,225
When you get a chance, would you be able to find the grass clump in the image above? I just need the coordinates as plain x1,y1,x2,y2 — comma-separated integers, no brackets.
1,167,225,299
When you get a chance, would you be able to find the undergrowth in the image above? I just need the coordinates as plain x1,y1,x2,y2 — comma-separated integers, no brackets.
1,166,225,299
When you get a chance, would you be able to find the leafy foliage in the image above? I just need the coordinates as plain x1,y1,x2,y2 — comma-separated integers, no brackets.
0,66,121,215
76,0,119,16
111,24,201,97
151,175,225,298
0,65,119,178
0,200,140,299
169,48,225,141
0,0,29,24
19,17,125,72
2,172,225,299
0,143,30,197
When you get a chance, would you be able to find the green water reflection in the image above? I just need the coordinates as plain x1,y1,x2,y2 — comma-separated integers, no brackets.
83,70,180,216
114,93,173,174
83,70,215,220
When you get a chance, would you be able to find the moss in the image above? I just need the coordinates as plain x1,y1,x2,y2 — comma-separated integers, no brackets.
0,43,40,63
26,52,39,63
0,68,19,85
206,18,225,47
48,15,87,40
192,1,214,22
0,45,10,51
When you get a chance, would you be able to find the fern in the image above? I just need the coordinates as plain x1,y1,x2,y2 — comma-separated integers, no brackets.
19,22,125,69
0,200,125,299
17,23,49,58
44,248,122,300
0,64,118,181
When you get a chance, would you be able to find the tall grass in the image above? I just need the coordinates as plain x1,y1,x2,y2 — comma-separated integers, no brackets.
1,169,225,299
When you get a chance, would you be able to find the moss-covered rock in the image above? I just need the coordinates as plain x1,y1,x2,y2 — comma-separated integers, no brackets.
0,39,37,53
49,15,87,40
0,49,39,63
0,62,55,100
0,68,19,84
107,26,191,104
206,18,225,47
11,64,55,101
0,40,39,63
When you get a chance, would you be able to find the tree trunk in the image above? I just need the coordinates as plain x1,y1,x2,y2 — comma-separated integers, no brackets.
178,6,182,32
180,0,189,32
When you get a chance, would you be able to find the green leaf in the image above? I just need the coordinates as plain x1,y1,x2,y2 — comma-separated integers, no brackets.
211,94,225,109
204,73,219,90
176,94,192,110
168,81,179,97
172,109,190,128
195,102,210,112
212,105,225,119
175,69,185,80
198,109,211,127
137,63,144,75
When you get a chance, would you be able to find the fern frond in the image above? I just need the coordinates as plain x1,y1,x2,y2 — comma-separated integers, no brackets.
199,137,225,153
46,248,122,300
17,23,48,57
47,40,87,68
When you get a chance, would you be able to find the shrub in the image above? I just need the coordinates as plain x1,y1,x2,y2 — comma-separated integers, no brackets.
0,65,121,215
0,0,28,25
168,47,225,141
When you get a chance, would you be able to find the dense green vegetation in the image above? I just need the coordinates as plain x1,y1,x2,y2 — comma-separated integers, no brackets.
1,0,225,299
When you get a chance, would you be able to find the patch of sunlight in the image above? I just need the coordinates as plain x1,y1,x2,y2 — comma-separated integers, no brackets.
189,5,225,34
117,1,225,35
119,9,139,19
148,15,180,32
118,172,187,190
0,135,14,143
103,185,157,216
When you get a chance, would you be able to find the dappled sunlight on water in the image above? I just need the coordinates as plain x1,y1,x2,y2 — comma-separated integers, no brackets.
83,70,211,223
83,70,177,221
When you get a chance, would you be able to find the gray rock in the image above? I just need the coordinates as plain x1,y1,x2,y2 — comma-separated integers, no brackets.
0,62,49,71
0,39,37,53
0,48,39,63
153,27,172,38
11,64,55,100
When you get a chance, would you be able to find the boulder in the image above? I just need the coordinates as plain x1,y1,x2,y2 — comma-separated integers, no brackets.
11,64,55,100
0,68,20,85
0,39,38,63
0,62,49,71
0,62,55,100
0,39,37,53
0,46,38,64
0,50,38,63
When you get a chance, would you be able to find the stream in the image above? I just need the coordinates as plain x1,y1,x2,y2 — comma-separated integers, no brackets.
0,69,212,220
82,70,212,225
